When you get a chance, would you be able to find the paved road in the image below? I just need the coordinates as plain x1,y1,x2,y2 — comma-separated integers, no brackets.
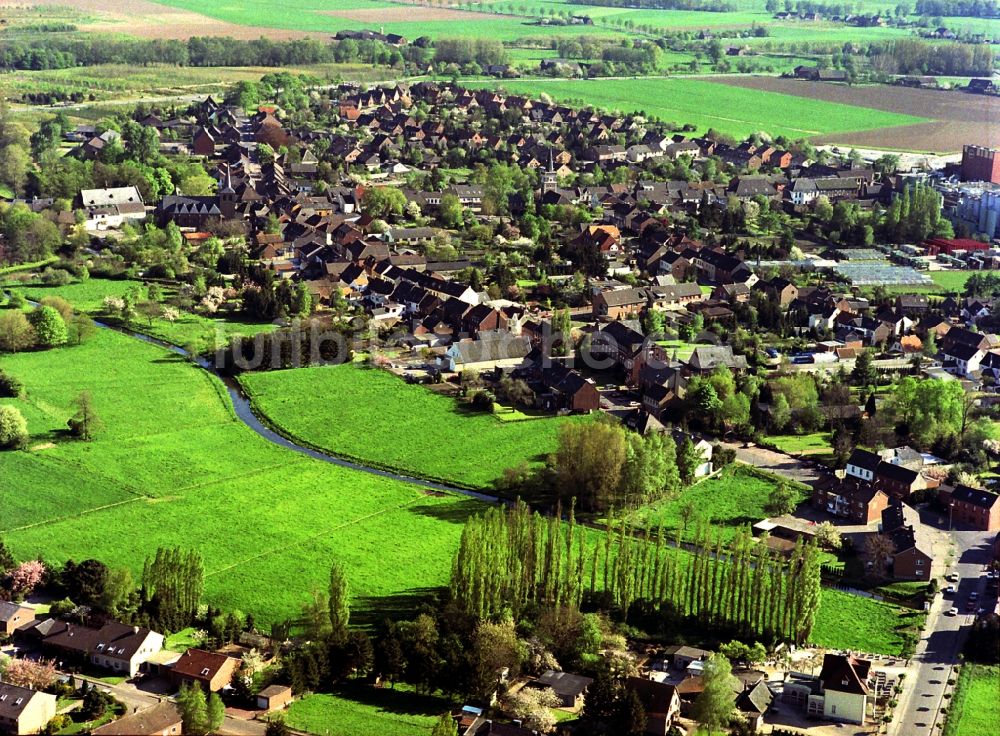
891,526,995,736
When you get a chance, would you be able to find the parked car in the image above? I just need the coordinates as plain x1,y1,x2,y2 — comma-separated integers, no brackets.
947,606,959,616
944,585,956,596
946,573,959,583
970,591,979,601
966,599,977,612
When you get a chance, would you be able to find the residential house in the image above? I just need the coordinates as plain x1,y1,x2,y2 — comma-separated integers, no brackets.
91,702,182,736
687,345,748,374
949,485,1000,532
442,333,532,373
540,365,600,413
662,645,711,671
169,648,240,692
880,504,933,580
812,476,889,524
625,677,681,735
782,654,871,725
529,670,593,710
0,683,56,735
42,621,163,678
0,602,34,637
845,448,880,483
736,679,774,732
79,186,146,231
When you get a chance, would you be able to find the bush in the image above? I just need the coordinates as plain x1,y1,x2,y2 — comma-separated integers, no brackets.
0,370,24,398
40,267,73,286
469,389,496,411
0,405,29,449
0,310,36,352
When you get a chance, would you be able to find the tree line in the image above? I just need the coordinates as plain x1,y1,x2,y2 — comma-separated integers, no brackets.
0,35,427,72
450,501,824,644
565,0,737,11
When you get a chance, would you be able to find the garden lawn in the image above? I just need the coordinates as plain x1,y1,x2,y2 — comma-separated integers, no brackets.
285,686,451,736
944,664,1000,736
628,464,807,542
810,588,925,656
767,432,832,455
1,325,481,625
239,363,579,489
480,77,926,139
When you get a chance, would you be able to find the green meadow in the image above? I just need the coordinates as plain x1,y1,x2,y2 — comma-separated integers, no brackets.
479,77,926,139
150,0,624,40
286,686,451,736
944,664,1000,736
811,588,925,656
1,325,481,625
240,362,576,489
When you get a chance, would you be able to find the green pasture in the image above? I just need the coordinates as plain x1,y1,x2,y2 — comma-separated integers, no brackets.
627,464,808,542
286,686,451,736
944,664,1000,736
811,588,925,656
239,362,577,489
477,77,926,139
0,325,480,626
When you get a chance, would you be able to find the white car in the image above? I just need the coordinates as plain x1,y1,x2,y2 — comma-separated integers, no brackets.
946,607,959,616
946,573,959,583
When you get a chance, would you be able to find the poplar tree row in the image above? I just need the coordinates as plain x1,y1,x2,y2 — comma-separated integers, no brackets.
140,546,204,632
450,503,823,644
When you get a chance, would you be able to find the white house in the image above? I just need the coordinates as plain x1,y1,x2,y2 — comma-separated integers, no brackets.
79,186,146,231
0,683,56,735
442,332,531,373
845,448,880,483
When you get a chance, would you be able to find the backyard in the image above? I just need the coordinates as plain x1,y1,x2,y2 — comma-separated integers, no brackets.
285,686,452,736
810,588,926,657
627,464,810,542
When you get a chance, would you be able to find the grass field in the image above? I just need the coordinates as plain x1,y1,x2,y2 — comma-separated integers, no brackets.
15,278,275,349
811,588,925,656
477,77,926,139
628,464,808,541
151,0,624,40
239,363,576,489
944,664,1000,736
0,322,481,626
767,432,832,455
286,686,451,736
883,270,993,296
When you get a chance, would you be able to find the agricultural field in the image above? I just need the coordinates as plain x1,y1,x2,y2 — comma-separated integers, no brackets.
0,321,482,626
810,588,925,656
146,0,623,41
627,464,809,542
944,664,1000,736
479,77,926,139
239,362,577,489
716,76,1000,152
286,686,452,736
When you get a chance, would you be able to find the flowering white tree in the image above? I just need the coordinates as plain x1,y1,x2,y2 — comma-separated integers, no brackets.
200,287,227,314
102,296,125,315
506,687,559,733
162,307,179,323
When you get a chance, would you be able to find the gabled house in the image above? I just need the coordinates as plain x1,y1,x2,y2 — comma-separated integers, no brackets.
0,602,34,636
529,670,593,710
169,648,240,692
540,365,600,413
92,701,182,736
42,621,163,678
443,333,531,373
0,683,57,735
949,485,1000,531
783,654,872,724
625,677,681,735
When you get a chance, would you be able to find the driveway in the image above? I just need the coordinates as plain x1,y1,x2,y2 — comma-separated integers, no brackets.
890,525,995,736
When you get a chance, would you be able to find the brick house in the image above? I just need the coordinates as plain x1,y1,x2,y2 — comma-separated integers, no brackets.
812,476,889,524
0,602,34,637
169,649,240,692
949,485,1000,531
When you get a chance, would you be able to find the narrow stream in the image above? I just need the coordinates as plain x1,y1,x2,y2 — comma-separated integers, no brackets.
11,293,501,505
